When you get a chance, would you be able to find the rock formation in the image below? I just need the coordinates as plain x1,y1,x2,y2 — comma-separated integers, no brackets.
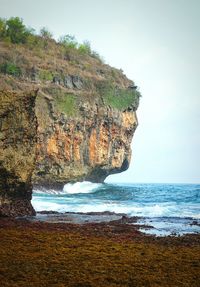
0,33,141,214
0,91,37,216
33,94,138,187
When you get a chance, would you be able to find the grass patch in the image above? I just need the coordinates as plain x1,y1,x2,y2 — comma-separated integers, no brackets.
55,93,77,116
97,81,140,110
0,62,22,77
104,89,140,110
38,69,53,81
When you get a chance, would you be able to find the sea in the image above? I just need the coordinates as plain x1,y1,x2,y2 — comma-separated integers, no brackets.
32,182,200,236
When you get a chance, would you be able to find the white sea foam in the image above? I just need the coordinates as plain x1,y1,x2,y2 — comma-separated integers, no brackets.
31,200,179,217
32,183,200,219
33,189,60,195
33,181,102,195
32,200,61,212
31,183,200,235
63,181,102,194
32,201,200,218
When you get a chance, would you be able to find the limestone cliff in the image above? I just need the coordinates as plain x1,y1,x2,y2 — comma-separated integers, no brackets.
33,95,138,187
0,36,140,190
0,91,37,216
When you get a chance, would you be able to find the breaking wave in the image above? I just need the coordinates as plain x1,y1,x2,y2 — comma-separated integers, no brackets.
63,181,102,194
32,182,200,236
32,182,200,218
34,181,102,195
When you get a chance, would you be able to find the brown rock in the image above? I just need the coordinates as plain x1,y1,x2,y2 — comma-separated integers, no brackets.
0,90,37,216
33,97,138,187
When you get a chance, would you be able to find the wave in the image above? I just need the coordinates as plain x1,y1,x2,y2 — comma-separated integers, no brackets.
32,200,61,211
33,181,103,195
63,181,102,194
32,183,200,219
33,188,61,195
31,197,200,219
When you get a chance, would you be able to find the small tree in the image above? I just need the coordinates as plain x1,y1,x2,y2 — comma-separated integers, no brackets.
6,17,28,43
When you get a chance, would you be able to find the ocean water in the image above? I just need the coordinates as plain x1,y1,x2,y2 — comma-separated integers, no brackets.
32,182,200,236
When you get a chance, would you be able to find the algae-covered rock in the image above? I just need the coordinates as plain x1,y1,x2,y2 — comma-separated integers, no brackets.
0,90,37,216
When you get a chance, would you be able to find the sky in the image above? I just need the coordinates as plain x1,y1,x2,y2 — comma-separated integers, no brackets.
1,0,199,184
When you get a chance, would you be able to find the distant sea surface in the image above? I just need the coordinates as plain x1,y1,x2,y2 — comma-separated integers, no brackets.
32,182,200,236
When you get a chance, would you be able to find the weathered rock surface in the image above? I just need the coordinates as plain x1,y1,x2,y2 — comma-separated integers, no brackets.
33,92,138,187
0,90,37,216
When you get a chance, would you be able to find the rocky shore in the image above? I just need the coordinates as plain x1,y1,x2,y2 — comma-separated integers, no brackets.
0,215,199,287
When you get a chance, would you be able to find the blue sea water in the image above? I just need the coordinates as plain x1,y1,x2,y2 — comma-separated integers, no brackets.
32,182,200,236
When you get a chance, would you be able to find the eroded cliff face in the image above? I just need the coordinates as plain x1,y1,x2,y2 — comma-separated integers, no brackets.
33,92,138,187
0,38,140,192
0,91,37,216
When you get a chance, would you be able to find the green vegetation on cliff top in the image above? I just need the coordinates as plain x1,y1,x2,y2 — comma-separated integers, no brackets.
0,17,102,59
0,17,141,113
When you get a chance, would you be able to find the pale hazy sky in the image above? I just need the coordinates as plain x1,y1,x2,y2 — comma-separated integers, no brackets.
1,0,199,183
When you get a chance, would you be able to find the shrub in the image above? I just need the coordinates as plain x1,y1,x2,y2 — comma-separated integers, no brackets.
39,27,53,49
78,41,103,62
78,41,91,55
0,17,104,62
26,33,38,48
0,62,22,77
40,27,53,39
0,17,33,44
59,34,78,49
